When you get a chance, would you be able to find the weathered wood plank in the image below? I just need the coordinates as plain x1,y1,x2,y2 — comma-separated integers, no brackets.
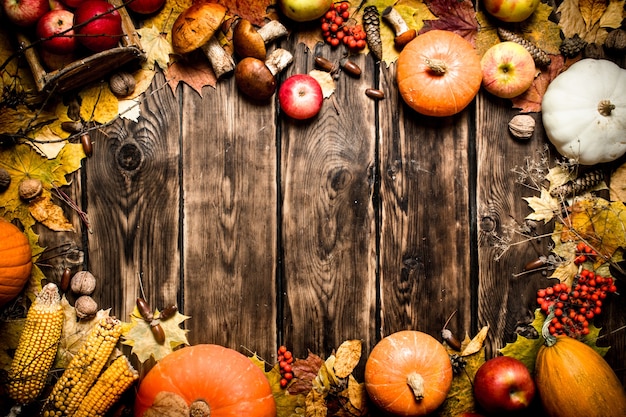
180,74,278,361
378,63,473,345
87,74,181,324
281,43,377,361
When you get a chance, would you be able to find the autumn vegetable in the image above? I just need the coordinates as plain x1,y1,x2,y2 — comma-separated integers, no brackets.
0,218,33,306
364,330,453,416
535,332,626,417
134,344,277,417
396,30,482,117
233,18,288,60
42,315,123,416
541,59,626,165
73,355,139,417
171,2,235,79
7,283,63,404
235,48,294,100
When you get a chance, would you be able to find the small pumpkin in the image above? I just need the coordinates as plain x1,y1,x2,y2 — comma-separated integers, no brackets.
535,334,626,417
0,218,32,306
364,330,453,416
396,30,482,117
134,344,276,417
542,59,626,165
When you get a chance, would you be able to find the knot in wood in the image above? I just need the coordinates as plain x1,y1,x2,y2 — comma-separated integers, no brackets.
116,142,143,172
480,216,496,232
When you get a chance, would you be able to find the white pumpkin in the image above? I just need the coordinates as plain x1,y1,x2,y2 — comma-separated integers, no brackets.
542,59,626,165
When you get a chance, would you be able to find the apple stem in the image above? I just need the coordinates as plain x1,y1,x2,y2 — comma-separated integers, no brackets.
597,99,615,117
423,57,447,75
407,372,425,401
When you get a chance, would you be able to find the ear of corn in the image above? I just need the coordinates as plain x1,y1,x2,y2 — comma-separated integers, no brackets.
7,283,64,405
42,315,122,417
73,354,138,417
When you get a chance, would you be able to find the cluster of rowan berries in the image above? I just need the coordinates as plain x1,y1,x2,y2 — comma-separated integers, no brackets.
320,2,367,51
277,345,294,388
537,242,617,338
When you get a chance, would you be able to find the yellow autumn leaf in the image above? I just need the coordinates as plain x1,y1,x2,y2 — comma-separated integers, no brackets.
79,82,119,124
309,70,335,99
520,3,562,54
347,375,367,412
142,0,192,42
524,188,560,223
460,325,489,356
138,26,174,71
333,339,361,378
29,194,75,232
549,261,579,287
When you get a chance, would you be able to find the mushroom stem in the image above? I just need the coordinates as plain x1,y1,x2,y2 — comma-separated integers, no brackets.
200,37,236,79
257,20,288,44
382,6,416,47
265,48,293,76
597,99,615,117
407,372,425,401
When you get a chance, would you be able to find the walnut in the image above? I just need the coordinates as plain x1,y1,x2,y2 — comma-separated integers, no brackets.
70,270,97,295
508,115,535,140
0,168,11,192
75,295,98,319
18,178,43,201
109,71,136,97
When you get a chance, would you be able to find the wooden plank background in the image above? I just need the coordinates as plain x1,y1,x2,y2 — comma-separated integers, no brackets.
33,30,626,390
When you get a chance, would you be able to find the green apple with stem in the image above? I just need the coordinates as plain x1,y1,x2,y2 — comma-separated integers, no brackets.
278,0,333,22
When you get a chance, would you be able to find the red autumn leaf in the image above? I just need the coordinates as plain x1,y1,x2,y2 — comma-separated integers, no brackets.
166,54,217,95
287,351,324,395
511,54,567,113
421,0,479,45
215,0,273,26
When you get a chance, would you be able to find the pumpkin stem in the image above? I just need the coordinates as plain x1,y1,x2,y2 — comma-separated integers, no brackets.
407,372,425,401
423,57,447,75
597,99,615,117
541,307,557,347
190,400,211,417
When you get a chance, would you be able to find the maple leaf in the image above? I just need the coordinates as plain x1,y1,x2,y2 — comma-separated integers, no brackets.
138,26,173,71
166,54,217,95
0,143,85,232
421,0,479,45
524,188,560,223
518,3,562,55
121,306,190,363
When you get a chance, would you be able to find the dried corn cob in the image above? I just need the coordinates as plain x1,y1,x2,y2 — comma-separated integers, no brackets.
497,27,551,67
73,355,138,417
363,6,383,61
7,283,64,404
42,315,122,417
550,170,604,198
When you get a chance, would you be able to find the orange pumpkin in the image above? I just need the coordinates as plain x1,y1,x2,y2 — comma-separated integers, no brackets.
364,330,453,416
535,335,626,417
0,218,32,306
396,30,482,117
134,344,276,417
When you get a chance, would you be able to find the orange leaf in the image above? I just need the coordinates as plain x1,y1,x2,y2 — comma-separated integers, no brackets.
216,0,273,26
166,55,217,95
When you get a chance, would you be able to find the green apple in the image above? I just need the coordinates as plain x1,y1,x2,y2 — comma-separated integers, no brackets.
481,41,536,99
482,0,540,22
278,0,333,22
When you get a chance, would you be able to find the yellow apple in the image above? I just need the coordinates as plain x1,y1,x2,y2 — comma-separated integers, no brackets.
481,42,536,99
278,0,333,22
482,0,540,22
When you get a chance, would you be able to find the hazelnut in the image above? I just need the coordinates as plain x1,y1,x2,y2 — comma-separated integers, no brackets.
508,115,535,140
70,270,97,295
18,178,43,201
0,168,11,192
75,295,98,319
109,71,136,97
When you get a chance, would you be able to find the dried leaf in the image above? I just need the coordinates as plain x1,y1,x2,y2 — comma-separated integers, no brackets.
290,352,325,395
346,375,367,413
460,325,489,356
29,194,75,232
79,82,120,124
333,339,361,378
524,188,560,223
138,26,173,71
609,162,626,203
142,0,191,39
216,0,273,26
305,389,327,417
309,70,335,99
166,55,217,95
557,0,625,43
519,3,562,55
421,0,479,45
119,99,142,122
29,126,66,159
511,54,566,112
549,261,579,287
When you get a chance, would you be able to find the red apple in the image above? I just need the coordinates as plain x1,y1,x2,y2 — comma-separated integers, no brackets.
36,9,77,55
125,0,165,15
39,48,77,70
480,41,536,99
278,74,323,120
482,0,540,22
73,0,122,52
2,0,49,27
473,356,536,414
49,0,65,10
60,0,85,8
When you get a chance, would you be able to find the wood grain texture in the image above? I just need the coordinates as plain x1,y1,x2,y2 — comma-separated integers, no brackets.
281,43,377,360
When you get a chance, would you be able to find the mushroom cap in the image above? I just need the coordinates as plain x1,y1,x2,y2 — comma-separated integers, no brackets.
394,29,417,48
171,2,227,54
234,57,276,100
233,19,266,60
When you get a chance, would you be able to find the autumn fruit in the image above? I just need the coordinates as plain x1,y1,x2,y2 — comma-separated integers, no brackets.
2,0,49,27
278,0,332,22
482,0,540,22
0,218,33,307
397,30,482,117
278,74,324,120
480,41,536,99
364,330,453,416
125,0,165,15
472,356,536,414
73,0,123,52
36,9,77,54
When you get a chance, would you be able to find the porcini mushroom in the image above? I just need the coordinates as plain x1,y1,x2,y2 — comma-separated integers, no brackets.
233,18,288,60
235,48,293,100
382,6,416,48
171,2,235,79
